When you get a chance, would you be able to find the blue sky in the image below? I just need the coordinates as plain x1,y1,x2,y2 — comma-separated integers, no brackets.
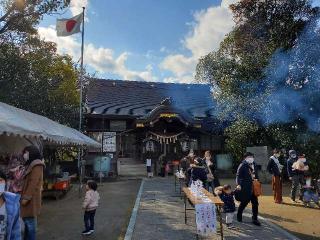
38,0,237,83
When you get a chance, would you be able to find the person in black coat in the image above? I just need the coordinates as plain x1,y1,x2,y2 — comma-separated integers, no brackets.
190,157,207,185
180,150,196,185
203,151,220,193
236,152,261,226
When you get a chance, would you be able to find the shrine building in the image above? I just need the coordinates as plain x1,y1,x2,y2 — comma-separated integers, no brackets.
84,79,229,177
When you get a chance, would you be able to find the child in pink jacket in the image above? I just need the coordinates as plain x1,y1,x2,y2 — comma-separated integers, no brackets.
82,180,100,235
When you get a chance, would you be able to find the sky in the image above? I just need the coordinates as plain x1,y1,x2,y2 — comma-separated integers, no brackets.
38,0,238,83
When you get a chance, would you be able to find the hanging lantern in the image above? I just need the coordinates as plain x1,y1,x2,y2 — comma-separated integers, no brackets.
181,140,189,152
145,140,155,152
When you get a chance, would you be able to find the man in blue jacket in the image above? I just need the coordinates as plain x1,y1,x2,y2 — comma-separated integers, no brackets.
0,170,21,240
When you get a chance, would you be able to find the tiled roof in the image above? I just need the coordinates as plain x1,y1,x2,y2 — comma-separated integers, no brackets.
85,79,216,119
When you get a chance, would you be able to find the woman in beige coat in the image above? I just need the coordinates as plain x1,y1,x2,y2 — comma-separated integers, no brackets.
21,146,45,240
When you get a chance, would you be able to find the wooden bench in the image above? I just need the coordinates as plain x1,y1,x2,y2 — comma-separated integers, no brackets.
182,187,224,240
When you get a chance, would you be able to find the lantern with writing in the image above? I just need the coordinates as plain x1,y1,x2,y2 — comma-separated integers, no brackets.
145,140,155,152
180,140,189,152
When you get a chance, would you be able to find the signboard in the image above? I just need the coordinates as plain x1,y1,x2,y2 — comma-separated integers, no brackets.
103,132,116,152
195,203,217,236
136,123,144,128
160,113,178,118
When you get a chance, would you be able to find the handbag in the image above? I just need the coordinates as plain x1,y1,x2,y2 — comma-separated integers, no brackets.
252,179,262,197
206,164,214,181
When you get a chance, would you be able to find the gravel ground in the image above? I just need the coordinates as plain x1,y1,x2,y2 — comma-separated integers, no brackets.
219,179,320,240
36,179,141,240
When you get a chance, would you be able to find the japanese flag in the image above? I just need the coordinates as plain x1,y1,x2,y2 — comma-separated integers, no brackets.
56,13,83,37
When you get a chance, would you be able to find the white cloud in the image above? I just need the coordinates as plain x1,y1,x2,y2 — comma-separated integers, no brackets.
37,26,157,82
70,0,88,16
163,76,194,84
160,0,238,83
160,46,168,53
160,54,196,77
38,25,80,57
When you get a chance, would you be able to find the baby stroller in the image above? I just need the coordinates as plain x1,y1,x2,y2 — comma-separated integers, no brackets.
302,176,320,208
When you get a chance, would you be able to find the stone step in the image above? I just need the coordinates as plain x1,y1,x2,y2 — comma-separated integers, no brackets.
118,158,143,165
118,163,146,177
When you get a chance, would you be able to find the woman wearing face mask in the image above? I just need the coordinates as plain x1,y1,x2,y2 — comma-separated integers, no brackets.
0,170,21,239
267,149,283,204
236,152,261,226
21,146,45,240
181,150,196,186
203,151,220,193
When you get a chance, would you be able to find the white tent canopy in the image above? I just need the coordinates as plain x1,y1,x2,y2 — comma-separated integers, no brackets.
0,102,100,148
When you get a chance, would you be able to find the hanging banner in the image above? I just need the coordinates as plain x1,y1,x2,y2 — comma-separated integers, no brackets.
195,203,217,236
103,132,116,152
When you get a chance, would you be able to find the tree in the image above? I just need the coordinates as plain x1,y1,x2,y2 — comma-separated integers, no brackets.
0,37,80,128
195,1,320,174
0,0,69,39
196,1,315,113
224,117,258,166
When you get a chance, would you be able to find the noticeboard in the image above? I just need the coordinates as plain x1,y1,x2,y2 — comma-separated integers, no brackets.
103,132,116,152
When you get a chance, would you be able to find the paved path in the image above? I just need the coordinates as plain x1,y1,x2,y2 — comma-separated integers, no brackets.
37,179,141,240
130,177,300,240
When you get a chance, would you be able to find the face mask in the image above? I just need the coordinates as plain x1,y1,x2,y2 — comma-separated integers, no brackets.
23,152,29,161
299,158,306,163
275,154,280,158
291,155,296,159
189,153,194,158
246,157,254,164
0,183,5,194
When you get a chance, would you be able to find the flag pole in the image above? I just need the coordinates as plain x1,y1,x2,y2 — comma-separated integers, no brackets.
79,6,85,132
78,6,85,197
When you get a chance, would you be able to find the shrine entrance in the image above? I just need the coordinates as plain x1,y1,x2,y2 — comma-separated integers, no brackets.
137,98,202,175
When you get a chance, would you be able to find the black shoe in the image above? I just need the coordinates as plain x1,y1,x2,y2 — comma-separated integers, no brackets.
252,219,261,226
82,230,92,235
237,214,242,222
290,198,296,203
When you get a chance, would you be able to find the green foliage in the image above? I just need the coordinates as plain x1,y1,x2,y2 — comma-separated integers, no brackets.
224,118,259,165
0,37,80,128
196,1,320,174
0,0,78,128
0,0,69,39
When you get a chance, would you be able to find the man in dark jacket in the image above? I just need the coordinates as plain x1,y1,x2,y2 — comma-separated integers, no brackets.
236,152,261,226
190,157,207,185
287,150,308,202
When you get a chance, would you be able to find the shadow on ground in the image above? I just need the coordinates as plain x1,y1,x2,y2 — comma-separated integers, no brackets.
37,179,141,240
